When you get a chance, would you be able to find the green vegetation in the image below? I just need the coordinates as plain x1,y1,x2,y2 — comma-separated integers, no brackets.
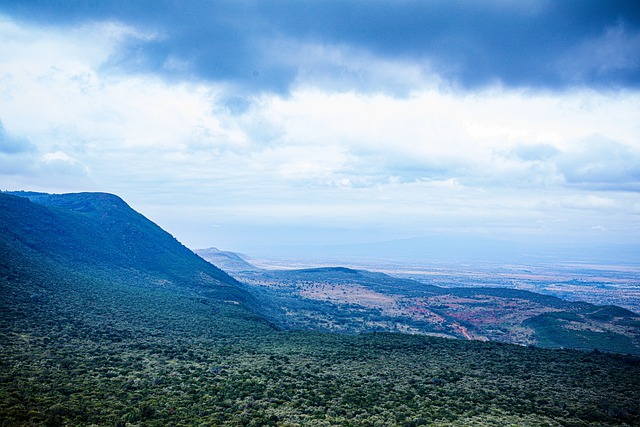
2,192,640,426
524,312,638,354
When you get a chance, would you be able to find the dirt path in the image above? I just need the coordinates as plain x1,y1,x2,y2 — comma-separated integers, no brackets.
452,323,473,340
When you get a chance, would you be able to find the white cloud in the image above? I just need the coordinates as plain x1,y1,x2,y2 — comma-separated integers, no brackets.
39,150,91,179
42,151,75,163
556,136,640,190
1,14,640,249
558,194,618,210
240,87,640,189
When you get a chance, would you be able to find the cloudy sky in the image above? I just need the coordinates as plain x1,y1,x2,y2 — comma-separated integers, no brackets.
0,1,639,261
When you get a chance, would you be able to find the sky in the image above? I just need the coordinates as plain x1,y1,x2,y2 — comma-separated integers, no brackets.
0,1,639,263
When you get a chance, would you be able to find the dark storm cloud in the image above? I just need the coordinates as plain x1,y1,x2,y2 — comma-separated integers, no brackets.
2,0,639,92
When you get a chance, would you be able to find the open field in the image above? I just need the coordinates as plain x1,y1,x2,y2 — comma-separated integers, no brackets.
247,257,640,314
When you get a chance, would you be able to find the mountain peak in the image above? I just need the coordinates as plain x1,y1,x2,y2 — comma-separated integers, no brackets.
0,191,244,300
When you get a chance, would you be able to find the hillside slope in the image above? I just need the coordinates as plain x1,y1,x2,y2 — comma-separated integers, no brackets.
0,191,274,340
3,191,241,295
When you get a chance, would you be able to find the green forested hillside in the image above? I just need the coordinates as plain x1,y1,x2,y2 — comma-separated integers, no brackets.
1,192,245,300
1,192,639,426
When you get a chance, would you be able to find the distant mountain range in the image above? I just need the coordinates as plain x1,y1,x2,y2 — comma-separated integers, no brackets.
245,234,640,265
2,191,640,426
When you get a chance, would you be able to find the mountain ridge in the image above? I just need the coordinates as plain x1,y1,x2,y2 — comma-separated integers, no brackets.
1,191,244,299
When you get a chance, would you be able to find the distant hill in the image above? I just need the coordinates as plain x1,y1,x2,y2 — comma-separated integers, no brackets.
195,247,261,273
234,266,640,354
